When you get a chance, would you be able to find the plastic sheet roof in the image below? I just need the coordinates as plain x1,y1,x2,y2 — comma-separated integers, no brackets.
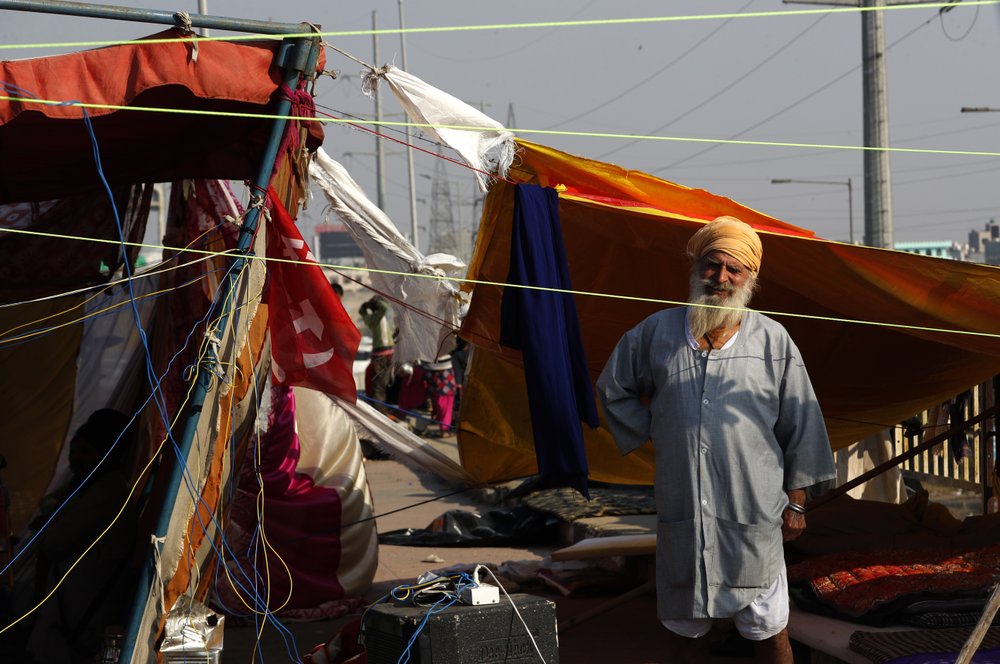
459,140,1000,485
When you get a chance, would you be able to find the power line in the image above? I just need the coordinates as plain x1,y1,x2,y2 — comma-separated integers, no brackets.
411,0,599,64
4,94,998,159
1,2,995,51
1,224,998,340
597,9,829,161
541,0,757,131
652,7,940,174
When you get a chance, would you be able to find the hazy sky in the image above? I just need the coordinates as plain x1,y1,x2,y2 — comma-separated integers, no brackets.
3,1,999,253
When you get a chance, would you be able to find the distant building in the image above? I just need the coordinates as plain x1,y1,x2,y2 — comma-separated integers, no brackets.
893,240,966,261
315,223,364,265
967,219,999,265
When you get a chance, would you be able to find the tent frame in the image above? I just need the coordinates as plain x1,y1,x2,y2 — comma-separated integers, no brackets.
0,0,309,35
1,2,324,662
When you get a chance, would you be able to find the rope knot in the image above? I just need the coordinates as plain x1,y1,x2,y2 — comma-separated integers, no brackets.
173,11,199,63
361,65,392,98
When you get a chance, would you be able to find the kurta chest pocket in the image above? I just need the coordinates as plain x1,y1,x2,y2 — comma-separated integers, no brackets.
714,518,776,589
657,518,697,588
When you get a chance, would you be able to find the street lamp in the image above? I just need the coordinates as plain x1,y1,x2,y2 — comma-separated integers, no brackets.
771,178,854,244
960,107,1000,113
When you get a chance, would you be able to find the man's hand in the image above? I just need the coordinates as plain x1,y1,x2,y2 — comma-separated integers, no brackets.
782,488,807,542
782,509,806,542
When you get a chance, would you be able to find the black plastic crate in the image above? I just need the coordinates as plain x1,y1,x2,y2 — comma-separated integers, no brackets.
363,593,559,664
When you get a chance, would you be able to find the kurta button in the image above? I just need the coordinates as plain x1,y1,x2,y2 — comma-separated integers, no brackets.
701,351,708,357
701,499,708,506
703,398,710,405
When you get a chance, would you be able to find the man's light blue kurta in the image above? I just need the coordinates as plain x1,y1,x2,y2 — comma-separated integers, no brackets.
596,307,835,620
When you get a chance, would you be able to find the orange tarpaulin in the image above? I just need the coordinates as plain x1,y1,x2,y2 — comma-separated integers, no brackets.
459,140,1000,486
0,28,324,203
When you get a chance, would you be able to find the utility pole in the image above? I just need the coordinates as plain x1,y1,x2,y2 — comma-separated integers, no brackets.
860,0,891,249
372,10,387,211
398,0,419,250
784,0,941,248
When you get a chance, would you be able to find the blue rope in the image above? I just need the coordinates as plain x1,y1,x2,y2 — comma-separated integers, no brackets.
356,392,458,430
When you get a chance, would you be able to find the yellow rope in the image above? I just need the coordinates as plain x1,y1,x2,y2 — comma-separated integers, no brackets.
0,2,993,51
2,94,998,158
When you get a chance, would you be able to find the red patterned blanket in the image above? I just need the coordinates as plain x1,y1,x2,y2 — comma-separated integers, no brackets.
787,543,1000,617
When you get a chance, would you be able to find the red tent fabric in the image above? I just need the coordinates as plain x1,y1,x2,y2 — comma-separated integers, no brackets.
0,28,324,203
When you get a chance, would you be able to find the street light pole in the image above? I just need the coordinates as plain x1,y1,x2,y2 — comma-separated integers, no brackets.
771,178,855,244
372,10,387,211
961,107,1000,113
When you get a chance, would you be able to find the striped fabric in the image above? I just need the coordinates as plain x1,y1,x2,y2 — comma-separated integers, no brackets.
850,625,1000,663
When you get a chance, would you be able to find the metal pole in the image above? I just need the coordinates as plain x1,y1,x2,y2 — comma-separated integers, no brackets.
119,33,320,664
398,0,419,250
373,10,387,211
0,0,305,34
862,0,893,248
197,0,208,37
847,177,854,244
786,0,949,248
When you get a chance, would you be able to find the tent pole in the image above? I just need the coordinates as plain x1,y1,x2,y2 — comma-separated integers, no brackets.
119,33,321,664
808,404,1000,512
0,0,306,36
956,581,1000,664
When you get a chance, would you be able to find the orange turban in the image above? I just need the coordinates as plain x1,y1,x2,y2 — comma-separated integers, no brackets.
686,216,763,273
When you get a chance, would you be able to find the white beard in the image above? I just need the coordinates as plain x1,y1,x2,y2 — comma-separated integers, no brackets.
687,271,757,340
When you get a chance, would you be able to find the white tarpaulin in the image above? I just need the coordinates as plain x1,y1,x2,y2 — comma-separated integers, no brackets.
363,65,514,192
309,148,467,366
338,398,475,488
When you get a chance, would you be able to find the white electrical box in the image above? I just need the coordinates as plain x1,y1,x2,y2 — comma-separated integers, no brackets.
460,582,500,606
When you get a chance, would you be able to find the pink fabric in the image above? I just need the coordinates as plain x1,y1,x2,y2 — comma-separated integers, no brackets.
431,393,454,431
220,383,350,616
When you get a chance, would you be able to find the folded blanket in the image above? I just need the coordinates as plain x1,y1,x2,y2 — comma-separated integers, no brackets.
788,543,1000,620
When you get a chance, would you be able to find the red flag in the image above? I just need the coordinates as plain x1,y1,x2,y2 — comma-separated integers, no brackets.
265,188,361,402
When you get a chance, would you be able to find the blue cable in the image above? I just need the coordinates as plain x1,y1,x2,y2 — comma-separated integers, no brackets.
1,289,216,577
78,100,301,659
398,594,461,664
362,573,477,664
2,81,302,661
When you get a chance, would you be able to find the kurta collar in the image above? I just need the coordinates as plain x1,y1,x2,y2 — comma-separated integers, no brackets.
684,307,743,351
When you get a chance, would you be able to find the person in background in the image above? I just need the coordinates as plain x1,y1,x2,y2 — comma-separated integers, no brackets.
449,336,469,426
597,216,835,664
26,409,139,664
422,354,457,436
359,296,394,410
330,281,344,299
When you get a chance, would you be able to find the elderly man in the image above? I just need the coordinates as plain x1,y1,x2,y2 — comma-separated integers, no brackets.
596,216,835,664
